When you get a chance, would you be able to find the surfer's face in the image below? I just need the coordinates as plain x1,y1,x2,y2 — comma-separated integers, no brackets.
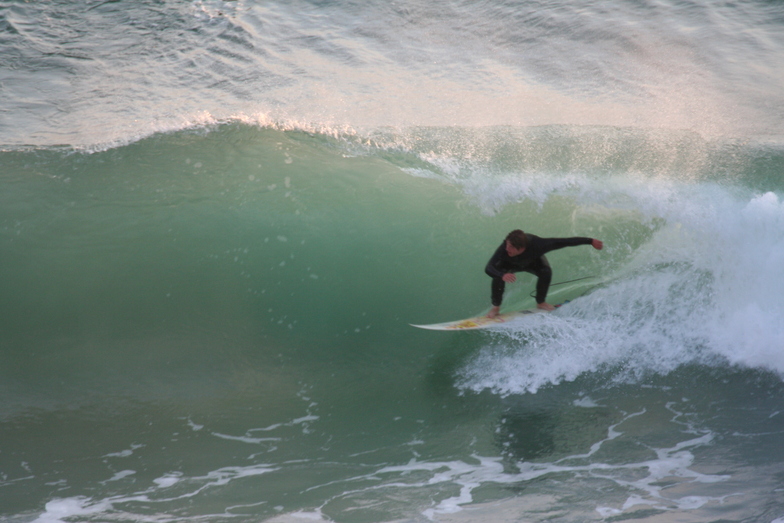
505,240,525,257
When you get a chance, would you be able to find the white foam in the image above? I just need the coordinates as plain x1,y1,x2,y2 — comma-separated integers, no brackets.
212,432,282,444
292,415,319,425
704,192,784,372
201,465,279,487
573,396,601,408
458,185,784,395
153,473,181,488
102,444,144,459
30,409,731,523
288,510,328,520
33,496,131,523
212,414,321,445
363,411,729,519
33,461,280,523
104,470,135,483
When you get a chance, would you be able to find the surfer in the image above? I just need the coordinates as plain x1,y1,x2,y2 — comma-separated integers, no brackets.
485,229,603,318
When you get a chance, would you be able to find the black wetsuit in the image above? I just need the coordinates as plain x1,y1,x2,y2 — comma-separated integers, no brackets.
485,234,593,306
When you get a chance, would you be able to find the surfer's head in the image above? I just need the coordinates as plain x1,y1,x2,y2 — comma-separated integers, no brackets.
506,229,527,249
505,229,527,256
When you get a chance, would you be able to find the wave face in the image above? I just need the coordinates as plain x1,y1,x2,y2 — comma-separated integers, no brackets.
3,0,784,522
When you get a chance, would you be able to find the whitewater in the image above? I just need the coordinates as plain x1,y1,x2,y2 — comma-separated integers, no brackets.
2,1,784,522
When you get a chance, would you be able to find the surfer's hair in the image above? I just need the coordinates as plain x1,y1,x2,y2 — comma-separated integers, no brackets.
506,229,527,249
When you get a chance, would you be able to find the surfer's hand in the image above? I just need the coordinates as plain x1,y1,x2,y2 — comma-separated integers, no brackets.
502,273,516,283
592,239,603,250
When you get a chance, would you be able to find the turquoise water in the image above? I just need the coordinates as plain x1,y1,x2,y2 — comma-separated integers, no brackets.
2,1,784,522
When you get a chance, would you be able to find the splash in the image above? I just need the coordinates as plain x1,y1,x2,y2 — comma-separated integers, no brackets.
457,188,784,395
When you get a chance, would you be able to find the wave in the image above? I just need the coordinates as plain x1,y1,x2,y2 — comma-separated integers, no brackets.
1,123,783,404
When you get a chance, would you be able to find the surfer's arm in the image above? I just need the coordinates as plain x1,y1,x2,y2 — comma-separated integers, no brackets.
484,243,508,279
537,237,596,255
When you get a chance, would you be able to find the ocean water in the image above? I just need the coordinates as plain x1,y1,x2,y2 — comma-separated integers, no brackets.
2,1,784,522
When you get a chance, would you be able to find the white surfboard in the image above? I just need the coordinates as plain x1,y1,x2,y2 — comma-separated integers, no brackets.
411,303,564,331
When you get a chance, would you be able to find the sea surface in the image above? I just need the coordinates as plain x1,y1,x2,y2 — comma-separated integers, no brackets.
2,1,784,522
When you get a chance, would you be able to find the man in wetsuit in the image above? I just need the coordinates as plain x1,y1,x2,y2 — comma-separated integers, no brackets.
485,229,603,318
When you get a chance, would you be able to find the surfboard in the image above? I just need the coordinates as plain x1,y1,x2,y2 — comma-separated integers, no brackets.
411,303,564,331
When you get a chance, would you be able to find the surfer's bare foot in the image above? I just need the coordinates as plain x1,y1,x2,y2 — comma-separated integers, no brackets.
537,302,556,311
487,306,500,318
